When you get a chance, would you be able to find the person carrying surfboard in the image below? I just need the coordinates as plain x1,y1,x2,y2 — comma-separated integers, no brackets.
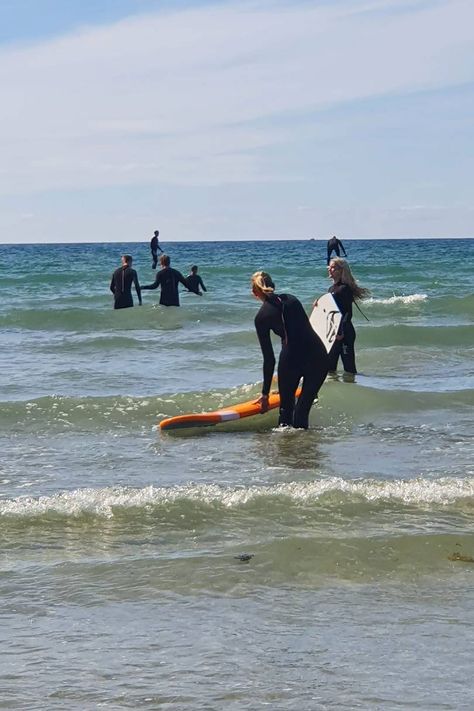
321,258,370,379
251,271,328,429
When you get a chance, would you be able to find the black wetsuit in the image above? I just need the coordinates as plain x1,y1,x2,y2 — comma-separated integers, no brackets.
186,274,207,295
326,237,347,265
255,293,328,429
327,282,356,373
150,236,162,269
110,266,141,309
142,266,188,306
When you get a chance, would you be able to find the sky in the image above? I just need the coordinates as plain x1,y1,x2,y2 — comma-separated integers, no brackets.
0,0,473,243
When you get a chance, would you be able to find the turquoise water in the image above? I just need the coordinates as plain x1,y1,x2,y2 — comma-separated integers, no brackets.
1,238,473,709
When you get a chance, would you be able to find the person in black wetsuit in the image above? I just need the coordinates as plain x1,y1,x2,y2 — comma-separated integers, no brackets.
326,235,347,265
110,255,142,309
186,265,207,295
252,271,328,429
323,258,370,379
141,254,188,306
150,230,163,269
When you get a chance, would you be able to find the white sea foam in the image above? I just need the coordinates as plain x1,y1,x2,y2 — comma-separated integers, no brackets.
1,477,473,519
367,294,428,305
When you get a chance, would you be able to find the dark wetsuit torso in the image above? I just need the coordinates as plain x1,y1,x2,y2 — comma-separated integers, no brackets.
110,266,141,309
327,237,346,264
142,266,188,306
328,282,357,373
254,293,328,428
150,237,159,269
186,274,206,294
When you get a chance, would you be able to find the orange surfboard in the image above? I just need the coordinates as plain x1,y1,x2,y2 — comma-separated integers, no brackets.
160,386,302,431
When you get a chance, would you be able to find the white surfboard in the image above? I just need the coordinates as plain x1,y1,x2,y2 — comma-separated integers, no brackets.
309,293,342,353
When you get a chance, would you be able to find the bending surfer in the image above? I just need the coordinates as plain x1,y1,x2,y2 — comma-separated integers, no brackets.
110,255,142,309
326,235,347,265
252,271,328,429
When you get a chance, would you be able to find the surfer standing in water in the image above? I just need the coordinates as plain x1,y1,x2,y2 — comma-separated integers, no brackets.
186,265,207,295
326,235,347,265
150,230,163,269
320,258,370,380
251,271,328,429
110,255,142,309
141,254,188,306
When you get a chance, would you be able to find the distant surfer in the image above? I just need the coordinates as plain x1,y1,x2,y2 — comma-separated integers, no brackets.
186,265,207,295
319,258,370,379
251,271,328,429
110,255,142,309
150,230,163,269
141,254,188,306
326,235,347,265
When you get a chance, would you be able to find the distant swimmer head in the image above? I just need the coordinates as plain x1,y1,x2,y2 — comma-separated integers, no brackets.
121,254,133,266
191,265,198,273
154,230,159,236
251,271,275,300
160,254,170,267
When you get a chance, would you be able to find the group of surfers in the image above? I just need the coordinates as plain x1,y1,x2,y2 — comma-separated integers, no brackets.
110,231,370,430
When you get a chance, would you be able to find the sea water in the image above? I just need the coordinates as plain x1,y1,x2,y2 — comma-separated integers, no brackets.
0,238,473,709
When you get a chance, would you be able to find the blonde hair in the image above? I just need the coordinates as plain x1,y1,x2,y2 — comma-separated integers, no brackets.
329,258,370,300
251,271,275,297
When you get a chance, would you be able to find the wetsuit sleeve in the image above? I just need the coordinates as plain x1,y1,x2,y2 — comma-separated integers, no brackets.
141,272,161,290
199,276,207,292
110,275,115,294
339,239,347,255
255,312,276,396
133,270,142,305
178,271,188,288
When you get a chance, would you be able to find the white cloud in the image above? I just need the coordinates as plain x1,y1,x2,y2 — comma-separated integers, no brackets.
0,0,473,196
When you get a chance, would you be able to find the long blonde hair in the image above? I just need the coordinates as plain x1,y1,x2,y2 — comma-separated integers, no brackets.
251,271,275,298
329,258,370,300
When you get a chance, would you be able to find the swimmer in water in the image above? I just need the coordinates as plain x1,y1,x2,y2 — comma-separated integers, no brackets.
186,265,207,296
141,254,188,306
110,255,142,309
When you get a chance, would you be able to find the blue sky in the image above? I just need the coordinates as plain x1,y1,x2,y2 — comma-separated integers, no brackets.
0,0,473,243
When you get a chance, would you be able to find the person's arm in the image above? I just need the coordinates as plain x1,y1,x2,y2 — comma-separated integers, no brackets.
255,315,276,397
178,271,188,289
339,239,347,256
141,272,161,290
133,270,142,305
110,275,115,294
198,276,207,292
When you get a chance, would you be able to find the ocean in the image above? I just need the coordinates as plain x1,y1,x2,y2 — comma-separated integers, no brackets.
1,238,473,710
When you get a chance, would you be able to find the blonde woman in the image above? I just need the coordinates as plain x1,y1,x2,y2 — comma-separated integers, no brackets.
325,258,370,377
252,271,328,429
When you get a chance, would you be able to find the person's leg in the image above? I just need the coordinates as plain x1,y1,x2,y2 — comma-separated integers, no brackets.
340,323,357,374
277,355,301,427
327,340,341,373
152,252,158,269
293,366,327,429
